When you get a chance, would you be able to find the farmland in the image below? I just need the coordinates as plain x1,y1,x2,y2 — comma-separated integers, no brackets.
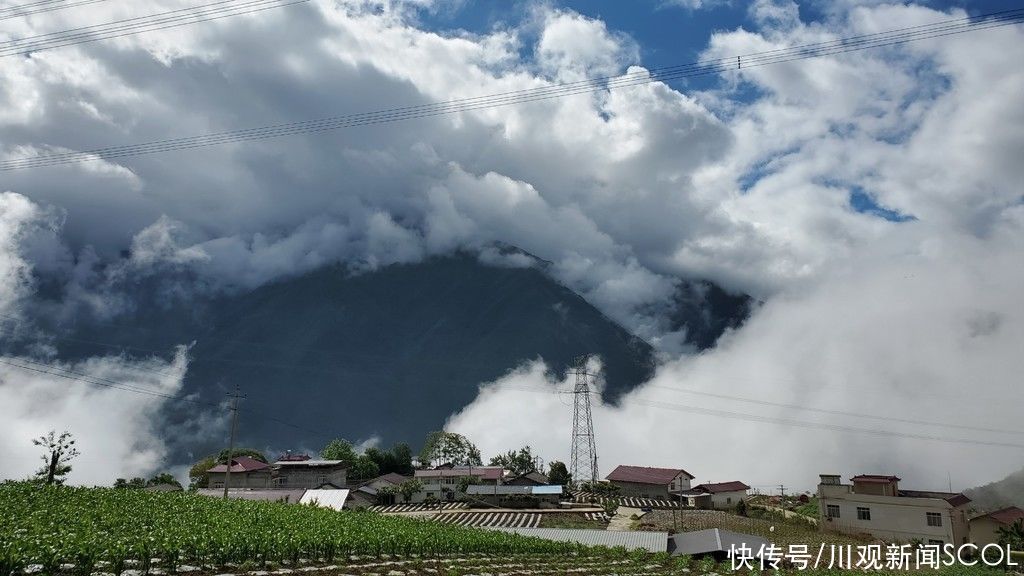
0,483,1012,576
0,482,578,575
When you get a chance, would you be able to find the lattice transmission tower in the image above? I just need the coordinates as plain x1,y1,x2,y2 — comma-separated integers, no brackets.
569,355,599,484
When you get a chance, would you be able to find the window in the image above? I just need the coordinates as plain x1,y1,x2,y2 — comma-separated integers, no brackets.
727,497,732,504
926,512,942,527
857,507,871,521
826,504,841,519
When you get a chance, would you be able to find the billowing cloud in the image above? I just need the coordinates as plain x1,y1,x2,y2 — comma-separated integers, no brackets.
448,220,1024,492
0,347,199,485
0,0,1022,484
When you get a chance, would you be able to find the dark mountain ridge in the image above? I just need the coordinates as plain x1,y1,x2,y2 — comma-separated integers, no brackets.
18,252,749,464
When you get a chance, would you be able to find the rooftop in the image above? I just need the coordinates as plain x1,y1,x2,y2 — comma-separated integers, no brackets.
976,506,1024,526
851,475,901,483
607,465,694,485
465,485,563,496
208,457,270,473
415,466,504,481
898,490,971,507
669,529,770,558
693,481,751,494
273,459,347,468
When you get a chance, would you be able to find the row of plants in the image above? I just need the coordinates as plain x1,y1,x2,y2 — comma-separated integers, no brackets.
0,482,579,576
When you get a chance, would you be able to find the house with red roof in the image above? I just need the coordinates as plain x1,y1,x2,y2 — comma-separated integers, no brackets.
606,465,694,499
970,506,1024,547
817,473,972,545
688,481,751,510
207,457,272,489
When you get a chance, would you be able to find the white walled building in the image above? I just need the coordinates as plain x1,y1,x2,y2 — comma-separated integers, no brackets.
817,474,971,545
690,481,751,510
606,465,694,499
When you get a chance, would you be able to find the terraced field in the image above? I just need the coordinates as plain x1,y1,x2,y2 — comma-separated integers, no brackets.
434,511,542,528
572,492,679,509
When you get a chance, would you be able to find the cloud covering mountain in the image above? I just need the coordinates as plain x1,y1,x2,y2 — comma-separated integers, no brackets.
0,0,1022,488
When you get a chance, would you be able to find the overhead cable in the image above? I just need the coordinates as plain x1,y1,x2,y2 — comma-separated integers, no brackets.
2,8,1022,171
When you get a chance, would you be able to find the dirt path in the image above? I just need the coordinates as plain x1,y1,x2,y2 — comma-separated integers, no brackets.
607,506,643,531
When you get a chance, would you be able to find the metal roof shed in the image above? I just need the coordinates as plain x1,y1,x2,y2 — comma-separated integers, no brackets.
669,529,770,558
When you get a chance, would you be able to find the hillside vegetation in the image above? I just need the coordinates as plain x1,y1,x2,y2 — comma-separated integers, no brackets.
967,467,1024,511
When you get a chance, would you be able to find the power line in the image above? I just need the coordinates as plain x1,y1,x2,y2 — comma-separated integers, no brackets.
496,383,1024,450
3,8,1021,171
643,383,1024,437
0,0,111,21
0,0,66,14
0,0,308,57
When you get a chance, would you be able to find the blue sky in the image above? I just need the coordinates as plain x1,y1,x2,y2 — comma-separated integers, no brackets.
416,0,1019,74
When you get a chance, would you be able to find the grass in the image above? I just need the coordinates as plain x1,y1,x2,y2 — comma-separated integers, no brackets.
794,497,820,519
537,513,606,530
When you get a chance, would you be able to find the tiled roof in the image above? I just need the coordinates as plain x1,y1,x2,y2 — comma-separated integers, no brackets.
372,473,410,485
899,490,971,507
670,529,770,557
851,475,901,483
694,481,751,494
979,507,1024,525
196,488,305,502
208,457,270,473
607,465,693,485
272,459,346,468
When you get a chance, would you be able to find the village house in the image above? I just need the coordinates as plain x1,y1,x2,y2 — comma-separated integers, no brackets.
817,474,971,545
504,471,550,486
271,459,347,488
969,507,1024,547
207,457,273,489
464,485,563,508
413,466,504,502
354,472,410,505
606,465,694,499
681,481,751,510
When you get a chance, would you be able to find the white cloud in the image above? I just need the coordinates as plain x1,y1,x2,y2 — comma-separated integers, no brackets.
0,347,198,485
0,0,1022,486
449,221,1024,491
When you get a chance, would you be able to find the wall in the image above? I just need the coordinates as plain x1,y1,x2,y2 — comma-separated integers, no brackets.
710,490,747,510
818,489,966,544
208,470,271,489
612,480,670,499
274,466,347,489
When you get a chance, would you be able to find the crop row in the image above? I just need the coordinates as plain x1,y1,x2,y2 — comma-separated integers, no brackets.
0,482,580,576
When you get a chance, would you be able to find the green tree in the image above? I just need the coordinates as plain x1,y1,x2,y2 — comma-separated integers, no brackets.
320,439,358,468
457,475,481,494
419,431,482,467
397,478,424,503
189,456,217,489
365,443,414,475
350,455,380,482
998,519,1024,550
488,446,537,476
735,498,748,517
215,448,267,464
33,430,79,485
548,461,571,487
113,477,146,489
147,473,182,489
375,484,397,505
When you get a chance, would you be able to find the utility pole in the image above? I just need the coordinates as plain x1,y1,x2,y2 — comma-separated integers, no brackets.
222,385,244,499
778,484,786,498
569,355,599,485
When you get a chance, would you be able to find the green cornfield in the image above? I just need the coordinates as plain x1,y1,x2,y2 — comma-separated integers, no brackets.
0,482,578,576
